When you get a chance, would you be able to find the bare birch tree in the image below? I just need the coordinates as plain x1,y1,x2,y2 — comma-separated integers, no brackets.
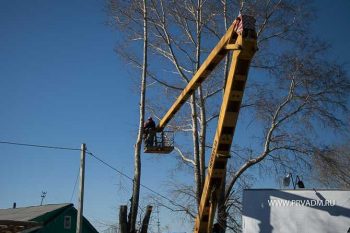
108,0,350,232
108,0,152,232
128,0,148,232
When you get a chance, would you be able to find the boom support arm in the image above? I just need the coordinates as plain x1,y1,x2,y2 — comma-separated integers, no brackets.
194,29,256,233
157,17,239,131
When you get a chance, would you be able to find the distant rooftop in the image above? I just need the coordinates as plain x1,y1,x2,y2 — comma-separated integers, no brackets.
0,203,72,221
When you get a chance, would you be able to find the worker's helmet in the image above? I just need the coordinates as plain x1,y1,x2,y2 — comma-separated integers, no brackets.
148,117,152,120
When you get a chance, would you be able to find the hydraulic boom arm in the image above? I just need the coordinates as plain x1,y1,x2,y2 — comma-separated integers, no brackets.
156,15,257,233
157,17,237,131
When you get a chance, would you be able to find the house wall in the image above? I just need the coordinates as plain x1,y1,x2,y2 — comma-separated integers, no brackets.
35,206,98,233
242,189,350,233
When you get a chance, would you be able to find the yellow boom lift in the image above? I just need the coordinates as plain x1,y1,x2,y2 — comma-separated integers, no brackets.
144,14,257,233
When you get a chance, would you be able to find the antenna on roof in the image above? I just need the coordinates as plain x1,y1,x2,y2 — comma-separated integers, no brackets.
40,191,47,206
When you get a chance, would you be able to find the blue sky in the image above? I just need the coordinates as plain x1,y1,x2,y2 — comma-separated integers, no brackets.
0,0,349,232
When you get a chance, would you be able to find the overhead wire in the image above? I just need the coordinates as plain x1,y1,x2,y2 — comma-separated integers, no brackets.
86,150,188,211
0,140,81,151
0,140,188,212
0,140,82,204
86,150,134,181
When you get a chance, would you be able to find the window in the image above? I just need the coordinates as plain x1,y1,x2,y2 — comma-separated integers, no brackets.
64,216,71,229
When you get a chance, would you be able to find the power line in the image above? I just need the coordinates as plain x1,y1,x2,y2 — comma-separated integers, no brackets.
87,150,134,181
0,140,81,151
0,140,188,213
0,140,83,204
86,150,188,211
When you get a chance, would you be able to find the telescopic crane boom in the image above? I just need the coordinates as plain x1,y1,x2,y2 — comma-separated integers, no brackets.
148,14,257,233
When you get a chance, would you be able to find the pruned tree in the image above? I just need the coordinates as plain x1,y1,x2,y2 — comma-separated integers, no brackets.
108,0,153,232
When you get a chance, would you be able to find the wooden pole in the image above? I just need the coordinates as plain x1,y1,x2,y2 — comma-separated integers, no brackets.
76,143,86,233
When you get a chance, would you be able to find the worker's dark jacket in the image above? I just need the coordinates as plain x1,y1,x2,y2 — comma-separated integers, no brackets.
144,120,156,130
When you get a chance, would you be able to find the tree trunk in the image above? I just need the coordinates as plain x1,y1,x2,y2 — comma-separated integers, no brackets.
190,95,201,206
196,0,206,196
140,205,153,233
191,0,203,200
198,87,206,194
129,0,148,232
222,0,230,91
119,205,128,233
217,2,229,231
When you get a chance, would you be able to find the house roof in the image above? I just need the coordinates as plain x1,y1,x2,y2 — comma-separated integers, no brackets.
0,203,72,222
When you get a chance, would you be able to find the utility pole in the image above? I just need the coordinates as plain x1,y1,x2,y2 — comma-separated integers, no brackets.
76,143,86,233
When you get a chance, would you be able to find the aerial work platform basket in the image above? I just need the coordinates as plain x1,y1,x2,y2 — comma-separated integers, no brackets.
144,131,174,154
